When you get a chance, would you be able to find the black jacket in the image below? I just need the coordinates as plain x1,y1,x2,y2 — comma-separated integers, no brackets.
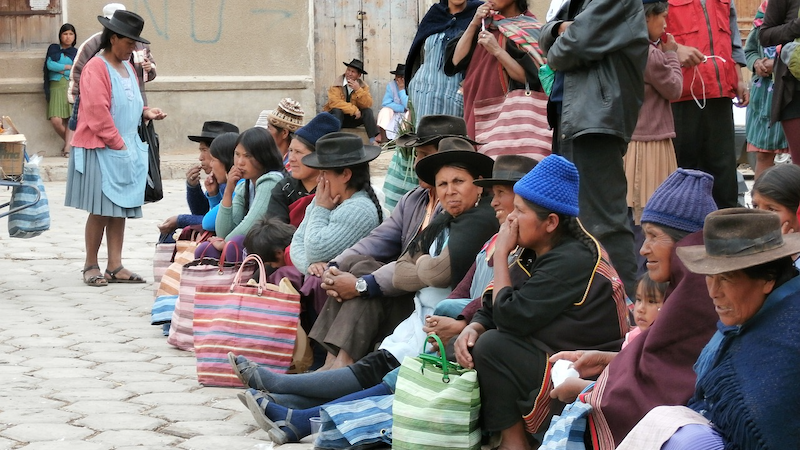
540,0,649,142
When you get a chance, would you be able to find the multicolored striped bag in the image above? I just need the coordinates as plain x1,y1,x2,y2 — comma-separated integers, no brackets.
193,254,301,387
392,335,481,450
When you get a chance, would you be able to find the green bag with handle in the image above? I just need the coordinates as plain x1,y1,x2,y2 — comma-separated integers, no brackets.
392,334,481,450
780,8,800,80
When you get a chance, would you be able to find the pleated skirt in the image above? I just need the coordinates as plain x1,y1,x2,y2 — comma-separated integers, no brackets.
64,147,143,218
623,139,678,224
47,78,71,119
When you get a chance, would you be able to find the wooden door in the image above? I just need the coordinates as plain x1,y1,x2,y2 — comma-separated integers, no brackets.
314,1,422,113
0,0,61,51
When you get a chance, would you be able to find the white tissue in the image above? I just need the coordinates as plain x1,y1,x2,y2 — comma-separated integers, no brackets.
551,359,580,387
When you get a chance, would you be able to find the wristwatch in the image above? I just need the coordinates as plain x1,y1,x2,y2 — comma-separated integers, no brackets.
355,277,368,297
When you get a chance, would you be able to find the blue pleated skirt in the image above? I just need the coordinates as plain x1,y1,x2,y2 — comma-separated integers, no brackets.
64,147,143,218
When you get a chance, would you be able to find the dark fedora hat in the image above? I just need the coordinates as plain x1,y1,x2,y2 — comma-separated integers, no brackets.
301,132,381,169
188,121,240,143
415,137,494,186
343,58,367,75
390,64,406,75
396,115,481,148
97,10,150,44
677,208,800,275
473,155,538,188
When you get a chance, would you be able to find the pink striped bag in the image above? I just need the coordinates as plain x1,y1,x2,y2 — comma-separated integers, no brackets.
167,242,249,351
193,254,301,387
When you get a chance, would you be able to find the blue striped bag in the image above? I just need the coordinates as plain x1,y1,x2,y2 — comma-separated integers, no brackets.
314,394,394,449
392,335,481,450
8,162,49,238
151,294,177,325
540,383,595,450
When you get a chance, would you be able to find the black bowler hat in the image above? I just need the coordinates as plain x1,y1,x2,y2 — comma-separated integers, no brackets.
473,155,538,188
97,10,150,44
301,132,381,169
343,58,368,75
415,137,494,186
390,64,406,75
187,121,240,144
396,115,481,148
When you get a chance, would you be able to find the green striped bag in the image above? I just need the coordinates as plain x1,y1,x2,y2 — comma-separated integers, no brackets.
392,335,481,450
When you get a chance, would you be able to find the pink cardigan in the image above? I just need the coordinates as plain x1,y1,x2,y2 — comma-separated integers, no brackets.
70,56,142,150
630,45,683,142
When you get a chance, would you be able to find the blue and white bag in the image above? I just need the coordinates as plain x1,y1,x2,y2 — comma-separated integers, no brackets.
8,156,49,238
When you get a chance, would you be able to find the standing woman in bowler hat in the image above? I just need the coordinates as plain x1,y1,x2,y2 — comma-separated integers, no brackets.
65,10,167,287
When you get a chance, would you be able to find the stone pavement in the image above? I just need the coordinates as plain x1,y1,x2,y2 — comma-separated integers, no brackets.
0,178,322,450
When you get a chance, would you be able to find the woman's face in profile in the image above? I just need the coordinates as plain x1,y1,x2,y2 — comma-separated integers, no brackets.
640,223,675,283
435,166,481,217
288,139,319,185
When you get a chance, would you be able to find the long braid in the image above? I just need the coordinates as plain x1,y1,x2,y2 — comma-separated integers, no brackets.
363,182,384,223
566,216,599,261
344,163,383,223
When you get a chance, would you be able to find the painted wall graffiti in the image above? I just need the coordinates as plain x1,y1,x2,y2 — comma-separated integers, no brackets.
131,0,292,44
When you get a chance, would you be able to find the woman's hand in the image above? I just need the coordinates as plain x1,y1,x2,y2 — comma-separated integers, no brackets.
454,323,485,369
307,262,328,277
477,30,503,57
226,166,243,189
209,236,225,251
314,173,341,210
470,3,493,27
661,33,678,53
157,215,178,234
204,172,219,197
549,350,617,378
495,216,519,257
549,377,593,403
424,315,467,351
143,107,167,121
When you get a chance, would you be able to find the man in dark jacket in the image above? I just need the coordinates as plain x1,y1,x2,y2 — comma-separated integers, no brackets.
540,0,649,297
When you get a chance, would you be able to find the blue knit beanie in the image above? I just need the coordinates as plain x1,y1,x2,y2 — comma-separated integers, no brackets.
294,112,341,151
641,168,717,233
513,155,580,216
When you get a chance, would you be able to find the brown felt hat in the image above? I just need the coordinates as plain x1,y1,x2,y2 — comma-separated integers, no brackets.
473,155,538,187
415,137,494,186
395,115,481,148
677,208,800,275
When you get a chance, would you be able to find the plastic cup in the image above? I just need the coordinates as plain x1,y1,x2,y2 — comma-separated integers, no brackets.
309,416,322,439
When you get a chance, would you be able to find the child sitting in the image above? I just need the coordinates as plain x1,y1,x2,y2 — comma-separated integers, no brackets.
623,272,668,349
243,217,296,281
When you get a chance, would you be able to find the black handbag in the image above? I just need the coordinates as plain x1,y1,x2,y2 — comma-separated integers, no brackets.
139,119,163,203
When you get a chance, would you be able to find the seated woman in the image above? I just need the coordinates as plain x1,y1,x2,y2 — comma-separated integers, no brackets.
228,138,499,443
547,168,719,449
265,112,341,227
618,208,800,449
287,132,384,275
307,137,497,369
454,155,629,450
196,127,284,261
200,131,239,232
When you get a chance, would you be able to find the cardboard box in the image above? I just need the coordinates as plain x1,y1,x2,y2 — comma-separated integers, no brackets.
0,134,26,177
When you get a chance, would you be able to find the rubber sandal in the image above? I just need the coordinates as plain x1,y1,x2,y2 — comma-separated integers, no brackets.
243,390,301,444
105,265,146,284
227,352,268,390
82,265,108,287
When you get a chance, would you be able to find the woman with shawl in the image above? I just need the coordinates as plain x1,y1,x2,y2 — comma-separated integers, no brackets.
445,0,544,138
548,168,719,448
383,0,480,212
45,23,78,157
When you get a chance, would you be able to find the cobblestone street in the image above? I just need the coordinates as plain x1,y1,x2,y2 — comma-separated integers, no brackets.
0,178,314,450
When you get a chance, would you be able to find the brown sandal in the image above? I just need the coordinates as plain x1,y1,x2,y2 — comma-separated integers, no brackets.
104,266,146,284
82,265,108,287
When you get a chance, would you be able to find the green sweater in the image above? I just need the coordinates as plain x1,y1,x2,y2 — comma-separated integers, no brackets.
215,171,283,239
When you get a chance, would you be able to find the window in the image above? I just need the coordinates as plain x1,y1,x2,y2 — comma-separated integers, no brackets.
0,0,62,51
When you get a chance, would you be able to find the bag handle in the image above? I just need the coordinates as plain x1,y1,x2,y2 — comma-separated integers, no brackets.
217,240,242,272
418,334,466,383
230,253,267,295
497,34,534,96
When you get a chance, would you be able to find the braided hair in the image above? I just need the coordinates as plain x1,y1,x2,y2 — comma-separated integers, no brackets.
329,162,383,223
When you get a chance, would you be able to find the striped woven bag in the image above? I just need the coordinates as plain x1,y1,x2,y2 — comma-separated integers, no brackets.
392,335,481,450
192,254,300,387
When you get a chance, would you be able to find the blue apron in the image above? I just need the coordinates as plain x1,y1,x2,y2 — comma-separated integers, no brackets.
76,55,148,208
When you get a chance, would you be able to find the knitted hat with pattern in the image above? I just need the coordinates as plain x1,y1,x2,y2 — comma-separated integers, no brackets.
513,155,580,216
640,168,716,233
268,98,305,132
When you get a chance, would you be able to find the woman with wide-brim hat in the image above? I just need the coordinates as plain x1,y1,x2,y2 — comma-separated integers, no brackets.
618,208,800,449
455,155,629,450
287,132,384,276
65,10,167,287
